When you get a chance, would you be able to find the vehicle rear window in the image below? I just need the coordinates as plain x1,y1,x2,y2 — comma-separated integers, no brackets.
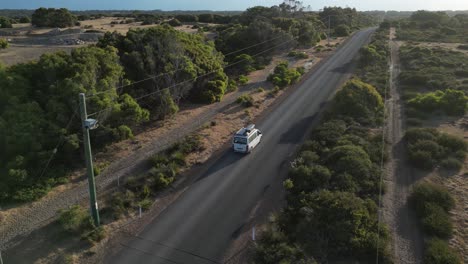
234,137,247,144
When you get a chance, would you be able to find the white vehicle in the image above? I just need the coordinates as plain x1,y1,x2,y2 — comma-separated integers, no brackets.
233,124,262,153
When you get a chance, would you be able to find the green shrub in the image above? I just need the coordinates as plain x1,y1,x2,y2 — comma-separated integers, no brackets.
226,79,238,92
113,125,134,141
440,157,463,171
152,172,174,190
333,79,384,125
238,75,249,85
424,238,462,264
93,165,101,176
256,87,265,93
421,203,453,238
0,39,8,49
58,205,91,233
167,18,182,27
267,61,302,87
410,182,455,215
457,44,468,50
138,198,152,210
288,50,309,59
236,94,254,107
335,24,350,37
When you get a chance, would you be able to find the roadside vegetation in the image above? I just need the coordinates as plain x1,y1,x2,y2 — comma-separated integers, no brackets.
254,25,391,263
0,2,378,204
396,10,468,43
255,77,391,263
395,11,467,263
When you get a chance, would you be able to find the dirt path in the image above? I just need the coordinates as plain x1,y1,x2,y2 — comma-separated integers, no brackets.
382,28,424,264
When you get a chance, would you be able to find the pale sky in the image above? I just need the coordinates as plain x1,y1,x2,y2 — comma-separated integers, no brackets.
1,0,468,11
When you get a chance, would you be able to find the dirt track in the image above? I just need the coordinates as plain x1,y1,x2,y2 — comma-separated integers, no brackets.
382,28,424,264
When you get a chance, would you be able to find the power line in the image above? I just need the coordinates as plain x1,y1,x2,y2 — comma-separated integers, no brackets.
88,33,299,117
86,33,298,99
376,31,391,264
37,107,80,180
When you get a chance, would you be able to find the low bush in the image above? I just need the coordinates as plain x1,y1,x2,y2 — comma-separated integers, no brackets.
410,182,455,239
440,157,463,171
288,50,309,59
408,89,468,116
405,128,467,170
267,61,302,87
410,182,455,214
58,205,91,233
0,39,8,49
421,203,453,238
424,238,462,264
238,75,249,85
457,44,468,50
236,94,254,107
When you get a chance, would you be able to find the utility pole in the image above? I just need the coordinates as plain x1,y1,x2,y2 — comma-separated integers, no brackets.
79,93,100,226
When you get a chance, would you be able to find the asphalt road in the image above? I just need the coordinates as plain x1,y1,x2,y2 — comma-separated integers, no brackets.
108,28,375,264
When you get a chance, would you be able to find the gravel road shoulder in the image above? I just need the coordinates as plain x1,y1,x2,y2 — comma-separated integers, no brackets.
382,28,424,264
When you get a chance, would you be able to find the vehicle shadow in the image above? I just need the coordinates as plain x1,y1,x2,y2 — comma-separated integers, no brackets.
193,151,244,183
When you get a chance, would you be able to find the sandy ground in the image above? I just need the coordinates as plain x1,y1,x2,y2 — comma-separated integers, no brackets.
0,18,217,66
0,44,83,66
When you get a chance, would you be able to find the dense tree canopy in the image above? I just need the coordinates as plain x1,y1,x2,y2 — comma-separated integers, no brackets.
98,25,228,108
31,8,77,27
0,46,148,202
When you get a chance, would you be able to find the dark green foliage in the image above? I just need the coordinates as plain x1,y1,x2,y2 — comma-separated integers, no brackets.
262,77,392,263
420,203,453,238
405,128,467,170
31,8,77,27
292,191,389,262
267,61,302,87
288,50,308,59
333,78,384,125
231,53,256,74
410,182,455,215
410,182,455,240
397,11,468,43
0,46,151,203
216,20,295,67
335,24,350,36
424,239,462,264
98,26,227,107
0,16,12,28
457,44,468,50
19,16,31,23
254,224,314,264
319,7,378,31
289,164,331,192
236,94,254,107
174,14,198,23
167,18,182,27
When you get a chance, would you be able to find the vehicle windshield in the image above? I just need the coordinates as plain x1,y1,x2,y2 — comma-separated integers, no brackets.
233,137,247,144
